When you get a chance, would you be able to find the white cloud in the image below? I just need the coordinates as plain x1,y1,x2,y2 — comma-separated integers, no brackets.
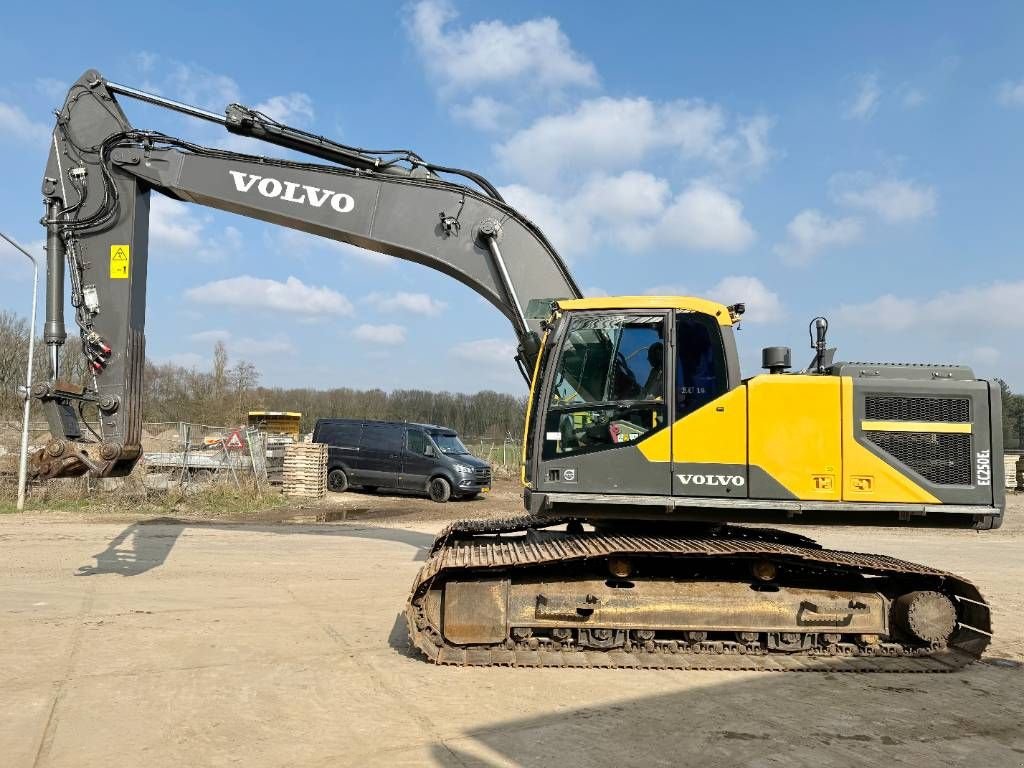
185,275,354,317
773,209,863,265
497,96,771,184
654,182,756,252
149,196,242,261
574,171,671,221
450,337,518,366
845,73,881,121
407,0,597,95
830,173,937,222
0,102,49,145
706,275,784,324
352,323,407,345
499,183,590,256
997,79,1024,108
253,93,314,124
150,196,204,251
451,96,516,132
501,175,754,257
164,61,241,109
836,281,1024,332
364,291,447,316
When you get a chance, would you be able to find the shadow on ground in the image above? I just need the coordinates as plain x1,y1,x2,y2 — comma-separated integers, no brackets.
426,663,1024,768
76,518,436,577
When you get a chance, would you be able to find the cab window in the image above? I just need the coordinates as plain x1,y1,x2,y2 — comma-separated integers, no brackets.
675,312,729,417
544,314,667,459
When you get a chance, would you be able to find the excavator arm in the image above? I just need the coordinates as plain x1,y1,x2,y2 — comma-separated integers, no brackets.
34,70,580,478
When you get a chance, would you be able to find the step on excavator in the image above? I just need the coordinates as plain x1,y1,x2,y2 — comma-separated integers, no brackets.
31,70,1001,671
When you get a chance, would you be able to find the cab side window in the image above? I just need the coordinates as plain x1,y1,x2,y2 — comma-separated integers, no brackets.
675,312,729,417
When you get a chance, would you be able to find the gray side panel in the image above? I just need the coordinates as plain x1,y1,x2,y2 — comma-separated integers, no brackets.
988,382,1006,515
832,362,975,381
538,441,671,495
746,465,799,500
850,379,993,506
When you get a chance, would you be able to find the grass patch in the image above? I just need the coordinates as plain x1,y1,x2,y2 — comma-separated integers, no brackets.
0,474,289,518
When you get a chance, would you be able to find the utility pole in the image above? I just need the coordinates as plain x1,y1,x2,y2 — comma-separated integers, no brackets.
1,233,39,512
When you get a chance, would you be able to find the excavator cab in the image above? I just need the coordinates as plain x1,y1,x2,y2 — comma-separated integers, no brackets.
524,297,741,502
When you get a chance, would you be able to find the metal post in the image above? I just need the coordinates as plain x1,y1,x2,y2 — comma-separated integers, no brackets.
1,232,40,511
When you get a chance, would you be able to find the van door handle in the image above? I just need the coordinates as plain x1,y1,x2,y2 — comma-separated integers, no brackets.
389,454,399,458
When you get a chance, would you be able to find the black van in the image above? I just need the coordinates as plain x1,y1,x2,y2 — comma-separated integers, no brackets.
312,419,492,502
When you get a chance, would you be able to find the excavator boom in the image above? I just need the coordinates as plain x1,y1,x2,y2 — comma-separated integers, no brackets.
35,70,578,478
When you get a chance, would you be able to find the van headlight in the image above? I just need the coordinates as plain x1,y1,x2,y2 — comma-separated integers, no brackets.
454,464,473,474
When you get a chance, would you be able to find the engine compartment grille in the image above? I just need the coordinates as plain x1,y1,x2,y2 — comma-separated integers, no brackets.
865,396,970,423
864,431,972,486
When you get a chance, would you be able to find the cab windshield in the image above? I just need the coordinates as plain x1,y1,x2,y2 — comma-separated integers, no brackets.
432,433,469,455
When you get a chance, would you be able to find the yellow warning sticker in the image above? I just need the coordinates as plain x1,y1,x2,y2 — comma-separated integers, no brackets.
110,244,130,279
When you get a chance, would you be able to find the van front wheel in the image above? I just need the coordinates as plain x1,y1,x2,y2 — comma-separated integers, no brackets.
327,469,349,493
428,477,451,503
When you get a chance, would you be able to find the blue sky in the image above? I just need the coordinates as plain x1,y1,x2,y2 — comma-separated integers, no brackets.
1,1,1023,393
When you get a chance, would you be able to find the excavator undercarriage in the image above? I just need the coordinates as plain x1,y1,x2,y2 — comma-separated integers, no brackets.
407,517,991,671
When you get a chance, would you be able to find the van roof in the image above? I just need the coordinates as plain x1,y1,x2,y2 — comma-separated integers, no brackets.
315,417,457,434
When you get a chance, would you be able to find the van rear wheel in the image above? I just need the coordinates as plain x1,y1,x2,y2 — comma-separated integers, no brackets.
428,477,451,503
327,469,349,493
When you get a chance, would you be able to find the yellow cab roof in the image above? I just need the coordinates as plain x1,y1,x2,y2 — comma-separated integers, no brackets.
557,296,734,326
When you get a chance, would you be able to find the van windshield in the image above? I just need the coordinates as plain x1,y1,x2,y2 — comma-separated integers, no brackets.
432,433,469,455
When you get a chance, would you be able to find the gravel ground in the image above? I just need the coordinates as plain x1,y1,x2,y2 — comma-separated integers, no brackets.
1,485,1021,767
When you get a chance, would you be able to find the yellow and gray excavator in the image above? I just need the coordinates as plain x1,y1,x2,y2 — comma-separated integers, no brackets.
32,70,1002,671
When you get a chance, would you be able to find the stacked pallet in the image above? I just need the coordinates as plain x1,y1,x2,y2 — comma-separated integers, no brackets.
1004,454,1022,491
264,436,294,485
282,443,327,499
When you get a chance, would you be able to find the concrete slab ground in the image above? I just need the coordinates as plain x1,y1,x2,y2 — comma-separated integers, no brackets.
1,494,1022,767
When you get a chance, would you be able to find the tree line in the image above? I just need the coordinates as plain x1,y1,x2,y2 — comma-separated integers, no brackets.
0,311,527,438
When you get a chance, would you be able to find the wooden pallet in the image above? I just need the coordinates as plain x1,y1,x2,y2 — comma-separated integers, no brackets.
283,443,327,498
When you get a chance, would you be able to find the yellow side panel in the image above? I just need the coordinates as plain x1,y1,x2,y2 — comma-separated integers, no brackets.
637,387,747,465
748,376,842,500
841,378,940,503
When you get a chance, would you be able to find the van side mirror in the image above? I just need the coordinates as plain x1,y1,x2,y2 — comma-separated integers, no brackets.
424,445,435,457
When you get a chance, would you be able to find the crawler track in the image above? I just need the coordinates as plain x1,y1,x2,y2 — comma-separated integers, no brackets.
406,518,991,672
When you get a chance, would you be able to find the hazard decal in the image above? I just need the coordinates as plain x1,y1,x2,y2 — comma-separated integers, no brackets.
110,244,130,279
